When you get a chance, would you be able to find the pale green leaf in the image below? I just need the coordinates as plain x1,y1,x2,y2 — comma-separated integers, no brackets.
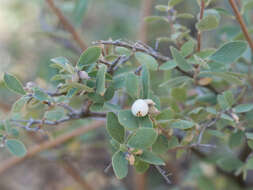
107,112,125,143
135,52,158,71
127,128,157,149
6,139,27,157
112,151,128,179
4,73,25,95
209,41,248,64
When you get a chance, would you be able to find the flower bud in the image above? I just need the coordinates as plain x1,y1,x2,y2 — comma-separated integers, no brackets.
131,99,149,117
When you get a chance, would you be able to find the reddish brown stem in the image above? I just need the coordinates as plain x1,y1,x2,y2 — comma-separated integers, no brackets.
61,158,95,190
197,0,205,52
138,0,153,43
45,0,87,51
0,121,104,175
134,173,147,190
229,0,253,52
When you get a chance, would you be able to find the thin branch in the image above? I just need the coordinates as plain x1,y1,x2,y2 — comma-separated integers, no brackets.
229,0,253,52
93,40,218,94
154,165,171,184
197,0,205,52
45,0,87,51
0,121,104,175
61,158,95,190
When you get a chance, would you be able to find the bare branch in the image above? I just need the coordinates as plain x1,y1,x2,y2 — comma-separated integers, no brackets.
45,0,87,51
229,0,253,52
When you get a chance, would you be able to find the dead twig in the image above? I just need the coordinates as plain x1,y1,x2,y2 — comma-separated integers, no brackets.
45,0,87,51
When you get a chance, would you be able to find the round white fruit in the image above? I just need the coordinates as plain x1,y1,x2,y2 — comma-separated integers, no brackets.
78,71,89,80
131,99,149,117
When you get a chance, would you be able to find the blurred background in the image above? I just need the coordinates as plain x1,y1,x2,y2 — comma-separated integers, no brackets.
0,0,252,190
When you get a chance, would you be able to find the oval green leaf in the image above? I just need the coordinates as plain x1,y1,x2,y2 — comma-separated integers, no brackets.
6,139,27,157
107,112,125,143
4,73,25,95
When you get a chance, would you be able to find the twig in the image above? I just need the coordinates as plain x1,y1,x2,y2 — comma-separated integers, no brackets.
103,162,112,173
93,40,218,94
0,121,104,175
197,0,205,52
139,0,153,43
61,158,95,190
10,109,105,132
154,165,171,184
45,0,87,51
229,0,253,52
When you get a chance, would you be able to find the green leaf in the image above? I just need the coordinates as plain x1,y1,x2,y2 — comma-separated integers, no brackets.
170,47,193,72
159,76,192,88
144,16,168,23
11,96,29,113
155,5,169,12
176,13,194,19
104,86,115,101
196,14,219,31
96,64,107,96
134,159,149,173
44,108,65,121
33,88,49,101
217,95,229,110
77,46,101,69
217,156,243,172
248,140,253,150
168,0,184,7
127,128,157,149
229,131,244,148
168,136,179,149
118,110,139,130
138,116,153,128
246,156,253,170
126,73,139,99
6,139,27,157
115,47,131,56
139,150,165,165
156,108,175,121
209,41,248,64
171,87,187,102
73,0,88,25
159,60,177,71
50,57,74,74
112,151,128,179
69,82,94,93
234,104,253,113
223,91,234,107
152,135,168,154
181,39,195,57
4,73,25,95
199,71,243,85
107,112,125,144
246,133,253,140
135,52,158,71
170,120,195,129
141,65,150,99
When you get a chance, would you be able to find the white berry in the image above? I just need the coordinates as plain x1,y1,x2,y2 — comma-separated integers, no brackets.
78,71,90,80
131,99,149,117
